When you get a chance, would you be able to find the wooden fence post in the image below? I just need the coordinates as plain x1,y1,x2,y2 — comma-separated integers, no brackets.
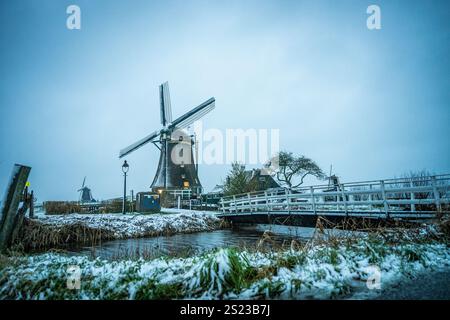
233,195,237,213
0,164,31,252
29,190,35,218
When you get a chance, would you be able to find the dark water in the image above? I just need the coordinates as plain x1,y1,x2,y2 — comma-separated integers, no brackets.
69,224,319,260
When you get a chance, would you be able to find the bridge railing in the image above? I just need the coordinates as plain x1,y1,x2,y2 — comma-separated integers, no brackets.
219,174,450,218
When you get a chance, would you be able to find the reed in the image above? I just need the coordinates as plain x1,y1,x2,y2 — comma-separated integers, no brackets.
43,201,81,214
14,219,116,250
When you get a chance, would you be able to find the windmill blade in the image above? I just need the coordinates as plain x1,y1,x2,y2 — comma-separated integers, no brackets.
82,176,86,188
160,82,172,126
170,97,215,129
119,130,160,158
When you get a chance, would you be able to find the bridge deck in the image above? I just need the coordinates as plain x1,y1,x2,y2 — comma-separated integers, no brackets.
219,174,450,222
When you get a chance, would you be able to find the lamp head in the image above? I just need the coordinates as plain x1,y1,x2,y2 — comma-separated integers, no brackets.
122,160,129,173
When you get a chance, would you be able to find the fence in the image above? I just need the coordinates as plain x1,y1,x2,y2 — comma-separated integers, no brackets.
220,174,450,219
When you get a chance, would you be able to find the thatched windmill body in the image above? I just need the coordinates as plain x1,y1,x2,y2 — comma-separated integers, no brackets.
119,82,215,195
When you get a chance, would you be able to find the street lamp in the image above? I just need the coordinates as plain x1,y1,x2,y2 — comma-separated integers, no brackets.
122,160,129,214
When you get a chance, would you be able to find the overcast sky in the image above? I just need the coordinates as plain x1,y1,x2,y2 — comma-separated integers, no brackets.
0,0,449,202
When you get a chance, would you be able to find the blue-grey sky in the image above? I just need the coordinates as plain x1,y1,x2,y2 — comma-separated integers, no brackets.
1,0,449,201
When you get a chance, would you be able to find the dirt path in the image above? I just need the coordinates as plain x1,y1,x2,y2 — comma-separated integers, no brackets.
374,269,450,300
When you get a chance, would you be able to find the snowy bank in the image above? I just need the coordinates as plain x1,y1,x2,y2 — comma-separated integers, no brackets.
1,237,449,300
19,210,222,249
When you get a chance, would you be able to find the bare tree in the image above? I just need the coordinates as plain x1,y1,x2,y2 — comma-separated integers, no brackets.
265,151,325,188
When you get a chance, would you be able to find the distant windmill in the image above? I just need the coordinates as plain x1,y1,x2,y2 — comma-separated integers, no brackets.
78,176,95,203
119,82,215,195
327,165,340,191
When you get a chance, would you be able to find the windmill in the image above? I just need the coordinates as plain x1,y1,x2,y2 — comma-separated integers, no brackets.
119,82,215,195
78,176,95,203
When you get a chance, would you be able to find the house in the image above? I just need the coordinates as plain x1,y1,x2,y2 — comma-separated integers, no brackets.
202,184,224,206
246,169,280,191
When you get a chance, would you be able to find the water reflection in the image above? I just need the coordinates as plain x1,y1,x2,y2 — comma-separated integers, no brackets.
69,224,321,260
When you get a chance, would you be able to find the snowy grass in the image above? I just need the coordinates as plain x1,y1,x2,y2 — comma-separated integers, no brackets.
35,211,220,238
1,234,449,300
19,211,222,250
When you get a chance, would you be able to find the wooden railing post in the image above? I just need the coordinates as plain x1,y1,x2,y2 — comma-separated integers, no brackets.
380,180,389,218
431,176,442,219
369,184,373,212
310,187,316,215
247,193,252,212
410,180,416,213
264,191,269,212
285,189,290,214
221,198,225,214
233,195,237,213
340,184,348,216
0,164,32,252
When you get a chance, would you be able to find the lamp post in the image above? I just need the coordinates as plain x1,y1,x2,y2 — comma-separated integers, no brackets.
122,160,129,214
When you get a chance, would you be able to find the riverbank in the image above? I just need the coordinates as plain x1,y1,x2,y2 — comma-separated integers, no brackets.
1,224,449,300
17,210,222,250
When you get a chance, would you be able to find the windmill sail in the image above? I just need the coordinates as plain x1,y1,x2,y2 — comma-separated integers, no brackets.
170,97,215,129
160,82,172,126
78,176,86,192
119,130,159,158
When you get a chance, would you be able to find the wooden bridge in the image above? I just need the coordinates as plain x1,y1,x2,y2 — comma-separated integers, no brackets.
218,175,450,227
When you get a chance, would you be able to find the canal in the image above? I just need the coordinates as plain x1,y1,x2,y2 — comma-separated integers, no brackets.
68,224,323,260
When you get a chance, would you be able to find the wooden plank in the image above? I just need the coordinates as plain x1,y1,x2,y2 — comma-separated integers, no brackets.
0,164,31,252
29,190,35,218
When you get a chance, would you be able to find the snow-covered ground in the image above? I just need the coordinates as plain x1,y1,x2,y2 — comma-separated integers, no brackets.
1,237,449,300
32,210,221,239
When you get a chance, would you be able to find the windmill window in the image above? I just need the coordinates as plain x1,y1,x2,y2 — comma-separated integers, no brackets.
183,181,190,188
179,136,183,141
181,174,186,179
